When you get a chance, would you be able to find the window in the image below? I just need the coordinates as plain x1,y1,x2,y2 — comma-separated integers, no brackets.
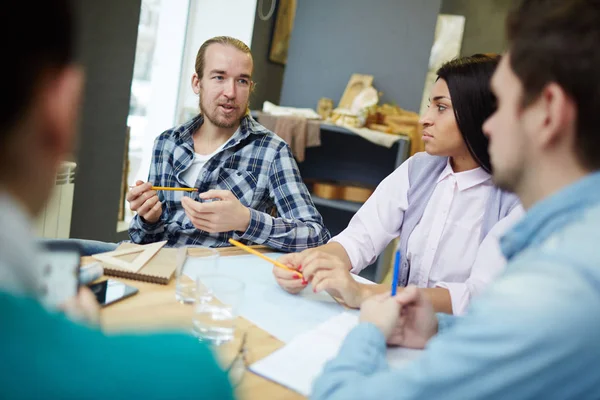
122,0,190,225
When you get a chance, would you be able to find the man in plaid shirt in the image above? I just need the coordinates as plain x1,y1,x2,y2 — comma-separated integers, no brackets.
126,36,330,252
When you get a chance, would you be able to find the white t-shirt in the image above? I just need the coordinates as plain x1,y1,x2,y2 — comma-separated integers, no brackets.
180,141,228,187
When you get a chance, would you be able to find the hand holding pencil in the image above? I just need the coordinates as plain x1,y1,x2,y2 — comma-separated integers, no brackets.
228,239,303,277
126,181,163,223
228,240,354,308
271,252,308,294
226,239,307,294
271,249,364,307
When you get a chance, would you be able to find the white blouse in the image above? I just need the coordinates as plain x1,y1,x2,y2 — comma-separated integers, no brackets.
331,157,524,315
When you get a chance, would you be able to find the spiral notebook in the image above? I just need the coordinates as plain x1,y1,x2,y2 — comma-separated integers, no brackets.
92,243,186,285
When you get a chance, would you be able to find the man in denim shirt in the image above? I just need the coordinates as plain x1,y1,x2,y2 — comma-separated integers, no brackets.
312,1,600,399
127,36,330,252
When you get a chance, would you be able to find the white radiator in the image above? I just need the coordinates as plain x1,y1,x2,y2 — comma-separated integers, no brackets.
35,161,77,239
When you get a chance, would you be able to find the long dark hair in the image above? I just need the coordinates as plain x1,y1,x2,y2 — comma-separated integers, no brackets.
436,54,500,173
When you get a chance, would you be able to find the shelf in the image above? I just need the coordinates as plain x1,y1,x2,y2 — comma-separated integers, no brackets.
251,110,407,142
311,195,363,213
316,122,362,137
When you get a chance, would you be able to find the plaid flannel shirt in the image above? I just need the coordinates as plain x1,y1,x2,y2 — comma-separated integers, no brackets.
129,114,330,252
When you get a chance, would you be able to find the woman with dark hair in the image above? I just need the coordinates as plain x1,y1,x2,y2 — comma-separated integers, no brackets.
433,53,496,173
273,54,523,315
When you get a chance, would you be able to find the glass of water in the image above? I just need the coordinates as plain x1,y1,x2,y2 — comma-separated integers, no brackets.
193,275,245,345
175,247,219,304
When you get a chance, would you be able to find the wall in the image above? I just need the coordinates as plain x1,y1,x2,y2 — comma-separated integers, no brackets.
250,0,286,108
251,0,512,110
70,0,142,242
441,0,513,56
279,0,442,113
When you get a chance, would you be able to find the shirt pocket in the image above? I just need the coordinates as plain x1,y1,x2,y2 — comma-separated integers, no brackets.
216,167,261,206
437,212,484,279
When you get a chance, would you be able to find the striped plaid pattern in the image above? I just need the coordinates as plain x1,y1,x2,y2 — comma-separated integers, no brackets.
129,114,330,252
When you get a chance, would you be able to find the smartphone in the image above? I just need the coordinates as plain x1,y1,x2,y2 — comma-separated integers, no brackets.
37,241,81,308
87,279,139,307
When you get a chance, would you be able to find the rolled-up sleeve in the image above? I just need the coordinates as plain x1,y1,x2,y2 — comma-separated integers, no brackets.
331,158,411,274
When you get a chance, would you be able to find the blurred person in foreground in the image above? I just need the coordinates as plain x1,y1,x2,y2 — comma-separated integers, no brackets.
0,1,232,398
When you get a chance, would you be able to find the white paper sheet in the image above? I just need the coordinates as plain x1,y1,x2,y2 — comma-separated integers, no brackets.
184,253,373,342
249,312,423,396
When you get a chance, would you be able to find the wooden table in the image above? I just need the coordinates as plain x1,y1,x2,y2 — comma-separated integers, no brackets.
85,247,304,400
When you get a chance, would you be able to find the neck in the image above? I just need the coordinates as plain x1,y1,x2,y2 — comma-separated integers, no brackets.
196,116,239,142
449,153,480,173
0,178,38,218
0,150,56,219
517,156,589,209
0,152,48,219
0,120,61,220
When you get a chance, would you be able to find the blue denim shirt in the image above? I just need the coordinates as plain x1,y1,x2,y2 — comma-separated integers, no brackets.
312,172,600,400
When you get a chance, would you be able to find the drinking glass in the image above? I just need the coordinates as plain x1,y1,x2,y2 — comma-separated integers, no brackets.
175,247,219,304
193,274,245,345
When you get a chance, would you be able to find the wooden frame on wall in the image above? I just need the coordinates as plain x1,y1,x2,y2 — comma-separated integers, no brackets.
118,126,131,222
269,0,297,65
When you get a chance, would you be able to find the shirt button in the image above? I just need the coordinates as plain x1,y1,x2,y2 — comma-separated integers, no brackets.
202,170,208,177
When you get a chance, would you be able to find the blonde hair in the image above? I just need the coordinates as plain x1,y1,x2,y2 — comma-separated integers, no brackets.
194,36,253,79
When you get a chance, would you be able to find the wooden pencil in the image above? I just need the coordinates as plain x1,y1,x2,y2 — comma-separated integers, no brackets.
129,185,198,192
228,239,303,278
152,186,197,192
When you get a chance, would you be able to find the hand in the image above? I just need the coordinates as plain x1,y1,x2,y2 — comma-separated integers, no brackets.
59,287,100,326
359,293,402,340
301,251,364,308
272,253,307,294
387,285,438,349
181,190,251,233
126,180,162,224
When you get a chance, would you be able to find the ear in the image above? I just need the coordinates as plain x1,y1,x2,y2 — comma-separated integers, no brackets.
191,73,200,95
39,66,84,158
526,83,576,148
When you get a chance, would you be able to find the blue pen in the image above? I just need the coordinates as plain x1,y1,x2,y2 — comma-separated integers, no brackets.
391,249,401,296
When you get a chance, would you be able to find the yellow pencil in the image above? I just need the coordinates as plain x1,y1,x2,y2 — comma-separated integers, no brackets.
228,239,303,278
129,185,198,192
152,186,197,192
